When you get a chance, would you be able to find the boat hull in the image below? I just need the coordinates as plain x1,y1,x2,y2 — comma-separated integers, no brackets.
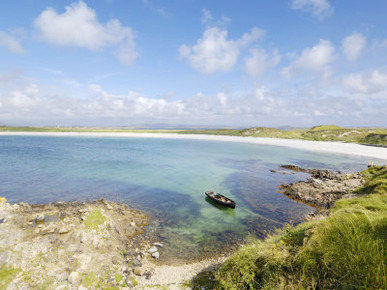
205,191,236,208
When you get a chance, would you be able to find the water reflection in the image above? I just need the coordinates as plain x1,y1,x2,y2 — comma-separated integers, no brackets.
204,196,236,217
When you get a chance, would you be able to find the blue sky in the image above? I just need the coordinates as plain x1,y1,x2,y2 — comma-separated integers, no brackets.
0,0,386,128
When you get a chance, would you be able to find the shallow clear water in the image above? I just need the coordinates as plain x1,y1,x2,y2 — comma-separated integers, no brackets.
0,135,379,263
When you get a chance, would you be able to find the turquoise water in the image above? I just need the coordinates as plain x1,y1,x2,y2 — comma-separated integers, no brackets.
0,135,378,262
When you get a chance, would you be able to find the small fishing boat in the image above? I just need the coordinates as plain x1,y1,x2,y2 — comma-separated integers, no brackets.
205,191,236,208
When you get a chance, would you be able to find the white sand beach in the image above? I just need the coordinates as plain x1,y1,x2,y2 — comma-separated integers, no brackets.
1,131,387,161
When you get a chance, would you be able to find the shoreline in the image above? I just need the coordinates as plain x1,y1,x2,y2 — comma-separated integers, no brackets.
1,131,387,161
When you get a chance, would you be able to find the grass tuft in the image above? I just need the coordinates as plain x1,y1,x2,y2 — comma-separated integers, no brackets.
84,209,107,231
0,265,20,288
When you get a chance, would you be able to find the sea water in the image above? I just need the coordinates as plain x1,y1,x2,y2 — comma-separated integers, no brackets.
0,135,378,263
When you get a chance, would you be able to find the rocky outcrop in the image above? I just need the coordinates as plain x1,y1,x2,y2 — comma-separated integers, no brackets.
278,165,366,209
0,198,167,288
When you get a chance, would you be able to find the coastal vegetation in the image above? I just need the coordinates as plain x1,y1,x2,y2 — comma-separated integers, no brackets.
1,125,386,146
193,166,387,289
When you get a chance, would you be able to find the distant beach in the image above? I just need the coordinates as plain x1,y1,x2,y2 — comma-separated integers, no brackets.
1,131,386,161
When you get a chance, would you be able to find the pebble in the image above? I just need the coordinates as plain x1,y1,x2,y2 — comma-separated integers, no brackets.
68,271,82,285
132,258,142,267
92,236,100,247
147,246,158,254
133,267,145,276
36,215,45,223
59,226,70,234
153,242,163,248
152,251,160,259
55,272,69,282
125,278,134,288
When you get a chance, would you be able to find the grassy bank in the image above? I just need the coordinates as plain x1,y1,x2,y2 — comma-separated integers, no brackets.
1,125,386,146
193,166,387,289
180,125,387,146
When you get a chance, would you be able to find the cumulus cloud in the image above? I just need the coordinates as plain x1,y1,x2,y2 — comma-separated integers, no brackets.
342,70,387,95
245,48,280,77
0,69,287,126
34,1,137,65
342,33,366,61
179,26,264,74
0,30,24,54
281,39,335,78
291,0,332,19
179,27,239,74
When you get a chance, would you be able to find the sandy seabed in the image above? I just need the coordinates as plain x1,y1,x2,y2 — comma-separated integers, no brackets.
1,131,387,161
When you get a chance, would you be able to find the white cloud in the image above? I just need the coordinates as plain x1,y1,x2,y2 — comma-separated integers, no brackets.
179,27,239,74
179,27,264,74
0,30,24,54
201,8,213,24
342,70,387,95
34,1,137,65
291,0,332,19
245,48,280,77
342,33,366,61
282,39,335,78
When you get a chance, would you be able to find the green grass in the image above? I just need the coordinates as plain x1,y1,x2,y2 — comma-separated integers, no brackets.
0,265,20,288
84,209,107,231
355,165,387,195
309,125,342,131
1,125,387,145
193,166,387,289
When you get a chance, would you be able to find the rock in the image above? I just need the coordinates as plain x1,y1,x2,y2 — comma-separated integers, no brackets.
130,221,136,227
92,236,100,247
144,270,152,279
68,271,82,285
132,258,142,267
111,256,119,265
59,226,70,234
55,272,69,282
125,278,134,288
35,215,45,224
147,246,158,254
312,178,323,187
153,242,163,248
0,251,11,267
133,267,145,276
80,232,88,244
151,251,160,259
